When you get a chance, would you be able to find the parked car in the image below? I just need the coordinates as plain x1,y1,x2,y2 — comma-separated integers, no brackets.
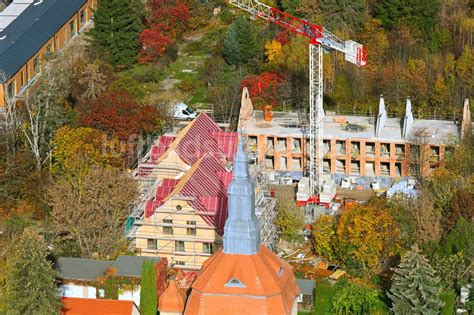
173,103,196,120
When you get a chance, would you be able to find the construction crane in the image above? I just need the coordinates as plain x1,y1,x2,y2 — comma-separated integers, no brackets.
228,0,367,199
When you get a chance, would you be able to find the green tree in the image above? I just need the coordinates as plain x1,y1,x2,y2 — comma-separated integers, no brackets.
441,217,474,259
388,245,444,315
320,0,368,31
274,200,304,241
312,215,336,261
223,17,258,70
331,280,382,314
4,227,61,314
375,0,442,49
88,0,142,68
140,261,157,315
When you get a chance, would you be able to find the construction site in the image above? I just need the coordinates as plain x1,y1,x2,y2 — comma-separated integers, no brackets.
124,0,473,273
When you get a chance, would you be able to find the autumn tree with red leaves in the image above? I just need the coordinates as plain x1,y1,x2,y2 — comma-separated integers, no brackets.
241,72,285,107
139,0,190,63
139,29,173,63
77,91,160,141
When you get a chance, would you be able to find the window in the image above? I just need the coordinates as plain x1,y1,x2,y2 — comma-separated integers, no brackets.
186,221,196,236
175,261,185,266
20,71,25,87
293,138,301,153
7,82,15,98
147,239,157,250
276,137,287,151
248,136,258,152
80,10,86,25
69,20,76,37
25,65,29,82
33,57,40,74
225,278,245,288
163,219,173,234
203,242,213,254
175,241,185,252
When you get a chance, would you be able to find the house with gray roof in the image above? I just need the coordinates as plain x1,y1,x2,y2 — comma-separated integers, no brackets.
0,0,95,108
56,255,163,307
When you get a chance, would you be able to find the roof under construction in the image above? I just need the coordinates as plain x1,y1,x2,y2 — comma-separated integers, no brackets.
140,113,239,233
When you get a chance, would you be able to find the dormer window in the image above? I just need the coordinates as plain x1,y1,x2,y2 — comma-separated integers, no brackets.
278,267,284,278
225,278,245,288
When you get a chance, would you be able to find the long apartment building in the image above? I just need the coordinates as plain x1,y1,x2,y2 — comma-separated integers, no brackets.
239,91,471,179
127,113,278,269
0,0,96,108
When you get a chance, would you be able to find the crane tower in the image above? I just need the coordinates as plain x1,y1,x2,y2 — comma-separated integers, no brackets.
229,0,367,198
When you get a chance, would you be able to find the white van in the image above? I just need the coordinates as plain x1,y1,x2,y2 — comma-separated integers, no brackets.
173,103,197,120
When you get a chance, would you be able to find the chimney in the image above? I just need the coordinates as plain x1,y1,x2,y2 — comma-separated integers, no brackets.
402,97,414,139
461,99,471,140
375,95,387,137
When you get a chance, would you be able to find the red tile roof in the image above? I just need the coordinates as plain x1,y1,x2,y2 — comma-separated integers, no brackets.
159,280,187,313
151,135,175,162
145,154,231,233
61,298,138,315
185,246,300,314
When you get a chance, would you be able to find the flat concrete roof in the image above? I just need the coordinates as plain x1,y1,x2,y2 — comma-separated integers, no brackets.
245,111,459,144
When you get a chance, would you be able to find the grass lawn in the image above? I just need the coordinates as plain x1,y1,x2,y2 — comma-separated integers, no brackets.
314,280,339,315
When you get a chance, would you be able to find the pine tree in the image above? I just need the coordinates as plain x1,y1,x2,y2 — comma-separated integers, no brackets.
223,17,258,68
88,0,142,68
387,245,444,315
5,227,61,314
140,261,157,315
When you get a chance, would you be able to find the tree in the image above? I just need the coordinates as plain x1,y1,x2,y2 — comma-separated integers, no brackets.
140,261,157,315
148,0,190,40
223,17,258,70
312,215,336,261
331,280,381,314
88,0,142,68
139,29,173,63
77,91,160,141
410,191,442,245
274,200,304,241
375,0,442,49
319,0,368,32
78,63,108,100
21,62,69,171
441,217,474,259
241,72,285,107
4,227,61,314
336,203,400,271
51,126,122,175
388,245,444,315
48,167,137,258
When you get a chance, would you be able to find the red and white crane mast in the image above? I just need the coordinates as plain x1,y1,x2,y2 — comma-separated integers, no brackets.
229,0,367,198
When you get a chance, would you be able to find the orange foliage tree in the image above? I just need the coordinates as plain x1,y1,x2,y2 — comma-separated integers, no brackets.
77,91,160,141
241,72,285,107
336,204,400,271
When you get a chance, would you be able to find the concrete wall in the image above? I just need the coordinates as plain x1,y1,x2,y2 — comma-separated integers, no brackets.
60,283,96,299
0,0,95,108
249,133,445,178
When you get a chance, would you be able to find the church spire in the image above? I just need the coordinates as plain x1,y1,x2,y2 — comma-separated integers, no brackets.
223,136,260,255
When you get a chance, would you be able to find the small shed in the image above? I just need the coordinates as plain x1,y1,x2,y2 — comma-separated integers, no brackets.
296,279,316,311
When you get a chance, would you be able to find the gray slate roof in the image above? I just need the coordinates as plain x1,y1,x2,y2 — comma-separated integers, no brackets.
112,255,161,277
0,0,86,80
55,257,112,281
297,279,316,295
55,256,162,281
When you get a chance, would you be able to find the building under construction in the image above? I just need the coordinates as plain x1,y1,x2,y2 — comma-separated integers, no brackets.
126,113,278,270
239,93,471,182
